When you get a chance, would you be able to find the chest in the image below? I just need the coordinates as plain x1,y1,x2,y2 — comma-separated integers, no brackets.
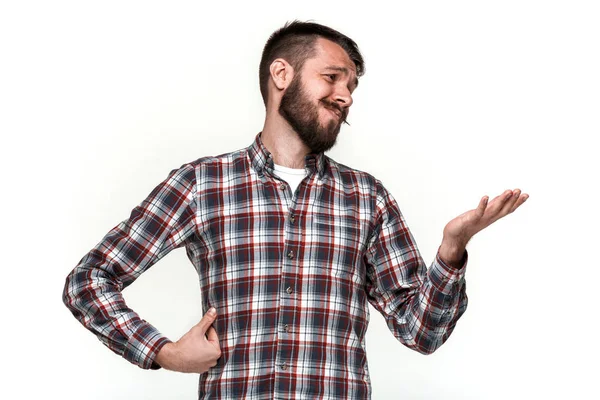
195,174,374,277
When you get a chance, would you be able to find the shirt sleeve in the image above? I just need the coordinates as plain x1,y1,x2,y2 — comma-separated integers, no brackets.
364,181,468,355
62,163,198,369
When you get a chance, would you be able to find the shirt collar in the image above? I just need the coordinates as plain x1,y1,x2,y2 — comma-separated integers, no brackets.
247,133,328,180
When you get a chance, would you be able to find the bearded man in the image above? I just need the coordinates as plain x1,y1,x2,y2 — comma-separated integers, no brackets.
63,20,528,399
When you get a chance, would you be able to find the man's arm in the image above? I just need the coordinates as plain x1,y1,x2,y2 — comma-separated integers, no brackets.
364,182,527,354
62,164,202,369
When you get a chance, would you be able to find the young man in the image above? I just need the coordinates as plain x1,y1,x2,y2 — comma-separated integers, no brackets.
63,21,528,399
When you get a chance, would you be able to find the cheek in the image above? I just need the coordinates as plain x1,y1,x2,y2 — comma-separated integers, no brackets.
304,80,333,100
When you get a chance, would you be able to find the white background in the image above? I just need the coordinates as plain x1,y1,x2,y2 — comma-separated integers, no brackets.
1,1,598,399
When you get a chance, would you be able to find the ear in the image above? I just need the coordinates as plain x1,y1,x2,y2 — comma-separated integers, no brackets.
269,58,294,91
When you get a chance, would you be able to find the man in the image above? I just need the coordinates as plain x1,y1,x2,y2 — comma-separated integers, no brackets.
63,21,528,399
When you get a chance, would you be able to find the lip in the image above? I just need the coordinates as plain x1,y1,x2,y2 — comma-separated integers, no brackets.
325,107,342,119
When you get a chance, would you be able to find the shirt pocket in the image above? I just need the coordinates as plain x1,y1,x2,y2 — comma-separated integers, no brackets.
311,212,366,283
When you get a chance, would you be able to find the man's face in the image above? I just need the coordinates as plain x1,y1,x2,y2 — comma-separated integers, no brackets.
279,38,358,154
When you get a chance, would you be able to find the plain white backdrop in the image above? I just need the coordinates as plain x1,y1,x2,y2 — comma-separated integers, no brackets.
1,1,598,399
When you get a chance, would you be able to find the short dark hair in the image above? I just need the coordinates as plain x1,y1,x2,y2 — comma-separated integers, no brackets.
259,20,365,106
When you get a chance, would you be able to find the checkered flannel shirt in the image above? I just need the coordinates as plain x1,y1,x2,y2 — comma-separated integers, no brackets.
64,134,468,399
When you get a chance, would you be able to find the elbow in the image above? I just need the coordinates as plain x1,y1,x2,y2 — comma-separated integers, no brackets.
406,333,446,355
412,342,441,356
62,268,86,318
62,273,76,314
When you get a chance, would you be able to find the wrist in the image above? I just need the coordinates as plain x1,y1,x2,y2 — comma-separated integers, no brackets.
155,342,179,371
439,238,466,268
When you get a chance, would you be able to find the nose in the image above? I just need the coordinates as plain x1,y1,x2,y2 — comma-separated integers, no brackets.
334,86,353,109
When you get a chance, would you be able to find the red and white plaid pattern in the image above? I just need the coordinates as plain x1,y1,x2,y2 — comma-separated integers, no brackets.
64,134,468,399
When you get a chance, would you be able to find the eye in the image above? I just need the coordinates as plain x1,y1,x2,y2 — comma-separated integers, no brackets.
325,74,336,82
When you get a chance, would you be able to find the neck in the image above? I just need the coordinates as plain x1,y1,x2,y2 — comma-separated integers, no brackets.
261,110,310,169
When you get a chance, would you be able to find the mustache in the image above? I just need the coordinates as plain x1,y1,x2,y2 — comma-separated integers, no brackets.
320,99,351,126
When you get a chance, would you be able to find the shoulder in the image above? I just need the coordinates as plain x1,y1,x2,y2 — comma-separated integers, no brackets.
174,147,249,179
187,147,248,169
325,156,399,215
325,156,385,193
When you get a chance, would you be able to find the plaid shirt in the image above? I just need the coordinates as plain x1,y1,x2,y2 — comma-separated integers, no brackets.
63,134,468,399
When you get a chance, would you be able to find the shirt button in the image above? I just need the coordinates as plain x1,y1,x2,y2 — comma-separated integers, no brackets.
289,214,295,224
281,363,288,370
286,286,293,294
284,324,290,333
280,184,286,191
287,250,294,259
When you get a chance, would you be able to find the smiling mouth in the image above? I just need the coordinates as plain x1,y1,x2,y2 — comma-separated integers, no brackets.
325,107,342,119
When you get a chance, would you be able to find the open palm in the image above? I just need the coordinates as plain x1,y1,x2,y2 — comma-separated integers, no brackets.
443,189,529,248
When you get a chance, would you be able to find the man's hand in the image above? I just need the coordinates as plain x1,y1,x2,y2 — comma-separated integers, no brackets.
155,307,222,373
439,189,529,267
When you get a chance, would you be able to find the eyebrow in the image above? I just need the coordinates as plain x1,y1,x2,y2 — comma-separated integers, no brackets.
324,65,359,89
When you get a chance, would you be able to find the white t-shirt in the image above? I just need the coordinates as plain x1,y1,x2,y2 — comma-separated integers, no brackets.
273,163,307,194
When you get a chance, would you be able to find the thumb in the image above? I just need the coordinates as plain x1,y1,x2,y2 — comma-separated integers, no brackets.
195,307,217,334
206,327,220,345
477,196,488,216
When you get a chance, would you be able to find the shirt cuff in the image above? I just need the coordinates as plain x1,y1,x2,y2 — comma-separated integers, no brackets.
428,250,468,295
122,322,172,370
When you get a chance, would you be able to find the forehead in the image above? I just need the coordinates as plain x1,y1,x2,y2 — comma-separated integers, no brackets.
305,37,357,75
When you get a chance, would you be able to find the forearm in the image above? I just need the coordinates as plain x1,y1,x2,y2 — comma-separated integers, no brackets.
63,163,197,369
369,252,468,355
366,181,469,354
63,253,171,369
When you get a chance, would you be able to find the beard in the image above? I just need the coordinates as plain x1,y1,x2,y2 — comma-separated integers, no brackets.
278,75,347,154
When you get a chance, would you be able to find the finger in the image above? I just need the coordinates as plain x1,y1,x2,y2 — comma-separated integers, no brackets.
206,326,219,344
477,196,489,215
487,190,511,207
487,189,514,217
500,189,521,215
195,307,217,334
510,193,529,213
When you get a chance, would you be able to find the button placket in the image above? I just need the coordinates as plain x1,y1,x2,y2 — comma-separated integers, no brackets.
277,191,299,385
